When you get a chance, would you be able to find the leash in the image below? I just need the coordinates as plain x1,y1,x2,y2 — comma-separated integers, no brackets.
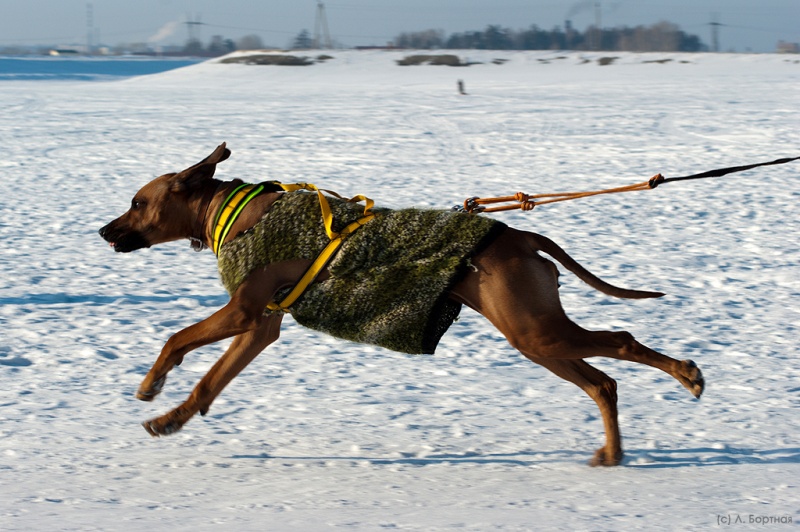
210,181,375,312
457,156,800,214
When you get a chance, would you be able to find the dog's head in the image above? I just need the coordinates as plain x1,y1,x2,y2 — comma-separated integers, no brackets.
99,143,231,252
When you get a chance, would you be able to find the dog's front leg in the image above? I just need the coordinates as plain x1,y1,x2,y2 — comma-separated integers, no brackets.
142,314,283,437
137,293,269,402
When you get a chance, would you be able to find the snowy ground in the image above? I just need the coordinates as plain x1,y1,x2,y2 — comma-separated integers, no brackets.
1,50,798,530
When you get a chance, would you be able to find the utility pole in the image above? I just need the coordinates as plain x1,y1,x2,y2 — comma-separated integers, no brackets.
593,1,602,51
86,3,93,55
314,2,332,49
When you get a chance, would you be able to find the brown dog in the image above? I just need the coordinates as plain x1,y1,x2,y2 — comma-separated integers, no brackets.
99,143,704,466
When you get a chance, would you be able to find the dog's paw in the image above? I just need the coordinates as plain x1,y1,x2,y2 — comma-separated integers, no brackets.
589,447,624,467
136,375,166,402
677,360,704,399
142,408,188,437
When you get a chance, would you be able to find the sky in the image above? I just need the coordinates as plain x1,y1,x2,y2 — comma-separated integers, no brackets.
0,0,797,53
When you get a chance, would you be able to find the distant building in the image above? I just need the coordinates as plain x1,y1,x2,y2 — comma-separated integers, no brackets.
777,41,799,53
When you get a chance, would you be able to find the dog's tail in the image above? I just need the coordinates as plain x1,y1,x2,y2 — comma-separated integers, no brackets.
526,233,665,299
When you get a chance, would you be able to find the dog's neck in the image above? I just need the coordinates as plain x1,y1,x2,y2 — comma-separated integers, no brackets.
189,180,224,252
193,180,284,254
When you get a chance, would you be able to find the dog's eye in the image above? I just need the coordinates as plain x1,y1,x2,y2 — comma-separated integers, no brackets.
131,199,145,210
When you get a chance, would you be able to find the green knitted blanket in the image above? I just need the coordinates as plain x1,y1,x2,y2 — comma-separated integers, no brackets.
218,191,506,354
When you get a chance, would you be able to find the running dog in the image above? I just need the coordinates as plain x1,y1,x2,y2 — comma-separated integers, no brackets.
99,143,704,466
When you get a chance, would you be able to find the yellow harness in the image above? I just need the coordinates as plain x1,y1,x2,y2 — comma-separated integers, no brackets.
211,181,375,312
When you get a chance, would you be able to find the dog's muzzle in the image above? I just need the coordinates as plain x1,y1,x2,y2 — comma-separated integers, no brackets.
99,223,151,253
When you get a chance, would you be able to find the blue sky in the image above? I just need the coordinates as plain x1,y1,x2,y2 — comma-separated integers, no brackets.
1,0,797,52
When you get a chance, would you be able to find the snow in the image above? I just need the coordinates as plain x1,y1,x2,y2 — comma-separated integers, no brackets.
1,50,798,530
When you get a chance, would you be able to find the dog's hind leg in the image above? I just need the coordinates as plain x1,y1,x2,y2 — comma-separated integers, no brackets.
574,329,704,399
452,233,704,464
454,231,704,399
142,314,283,437
507,320,704,400
529,358,622,466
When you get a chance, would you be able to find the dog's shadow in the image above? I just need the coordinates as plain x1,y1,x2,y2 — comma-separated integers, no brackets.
622,446,800,468
0,292,228,307
231,447,800,468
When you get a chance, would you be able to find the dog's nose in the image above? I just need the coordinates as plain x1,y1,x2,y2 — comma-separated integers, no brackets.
99,224,109,239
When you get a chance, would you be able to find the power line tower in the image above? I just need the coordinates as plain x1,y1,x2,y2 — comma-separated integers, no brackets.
709,13,722,52
184,15,203,41
186,13,204,42
314,2,332,49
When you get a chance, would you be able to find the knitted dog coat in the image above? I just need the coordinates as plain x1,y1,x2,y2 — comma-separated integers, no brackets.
218,191,506,354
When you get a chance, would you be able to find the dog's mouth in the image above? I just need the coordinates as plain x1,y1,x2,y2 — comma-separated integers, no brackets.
109,234,150,253
99,225,151,253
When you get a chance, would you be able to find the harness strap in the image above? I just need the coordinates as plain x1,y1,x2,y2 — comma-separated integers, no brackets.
266,182,375,312
211,180,375,312
274,182,374,239
266,213,374,312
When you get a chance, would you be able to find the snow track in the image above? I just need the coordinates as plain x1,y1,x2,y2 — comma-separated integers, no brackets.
0,50,798,530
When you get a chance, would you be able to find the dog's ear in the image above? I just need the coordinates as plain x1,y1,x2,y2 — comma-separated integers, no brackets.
170,143,231,194
199,142,231,166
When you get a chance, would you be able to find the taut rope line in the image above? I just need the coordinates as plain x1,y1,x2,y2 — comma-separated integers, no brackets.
458,156,800,214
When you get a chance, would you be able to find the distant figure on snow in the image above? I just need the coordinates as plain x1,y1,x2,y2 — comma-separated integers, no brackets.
458,79,467,95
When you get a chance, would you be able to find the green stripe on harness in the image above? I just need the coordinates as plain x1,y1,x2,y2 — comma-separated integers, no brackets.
211,183,266,255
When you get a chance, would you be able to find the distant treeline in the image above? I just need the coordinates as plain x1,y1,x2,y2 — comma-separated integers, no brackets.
394,21,705,52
